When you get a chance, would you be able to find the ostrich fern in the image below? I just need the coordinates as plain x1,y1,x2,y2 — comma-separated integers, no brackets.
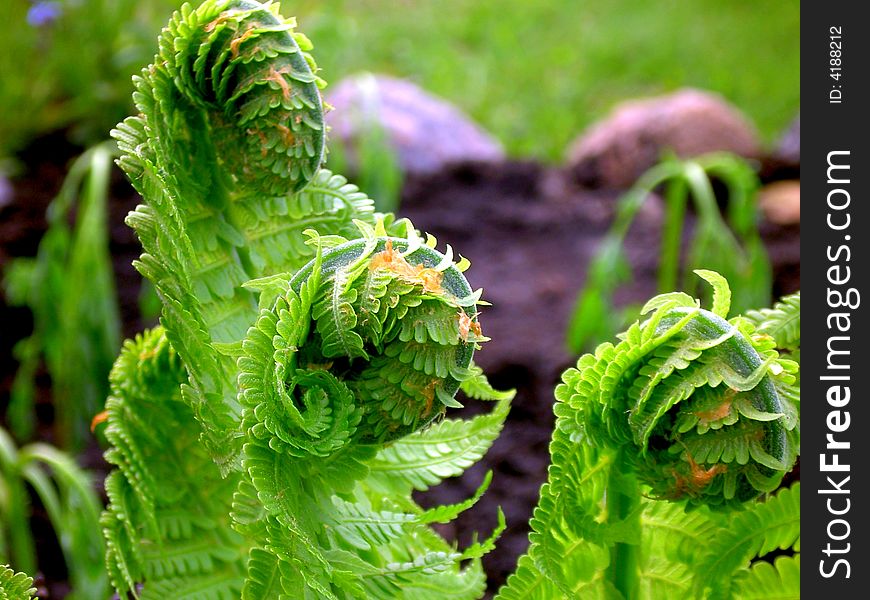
102,1,507,597
99,1,800,598
497,275,799,599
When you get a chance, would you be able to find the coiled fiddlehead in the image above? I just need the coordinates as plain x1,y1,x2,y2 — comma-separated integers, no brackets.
235,225,500,598
105,1,508,597
560,270,797,506
152,0,325,196
112,0,376,470
497,272,799,599
241,228,484,447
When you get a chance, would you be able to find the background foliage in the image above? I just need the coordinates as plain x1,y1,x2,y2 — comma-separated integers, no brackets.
1,0,799,163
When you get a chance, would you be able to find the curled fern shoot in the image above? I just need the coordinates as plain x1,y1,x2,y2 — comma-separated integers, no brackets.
235,225,503,597
242,227,485,445
498,271,799,599
564,270,797,506
104,1,510,597
112,0,374,470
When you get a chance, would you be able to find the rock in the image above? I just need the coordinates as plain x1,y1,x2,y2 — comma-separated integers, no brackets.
325,73,505,175
565,88,761,189
759,180,800,225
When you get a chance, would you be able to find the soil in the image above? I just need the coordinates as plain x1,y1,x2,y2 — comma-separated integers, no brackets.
0,133,799,598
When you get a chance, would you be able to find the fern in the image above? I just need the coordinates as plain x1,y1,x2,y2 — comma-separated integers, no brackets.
0,565,36,600
744,292,800,352
103,2,510,598
101,329,246,599
692,483,799,599
102,2,799,599
234,227,508,597
497,273,799,599
733,555,801,600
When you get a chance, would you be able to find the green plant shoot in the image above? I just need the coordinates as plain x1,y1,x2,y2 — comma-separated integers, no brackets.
101,1,510,597
3,143,121,449
499,272,799,599
95,2,800,599
567,152,772,353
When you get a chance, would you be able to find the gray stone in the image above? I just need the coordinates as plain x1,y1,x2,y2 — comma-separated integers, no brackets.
566,88,761,189
325,73,505,175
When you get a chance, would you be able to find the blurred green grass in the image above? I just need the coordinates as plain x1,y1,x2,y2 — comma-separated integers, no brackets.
294,0,799,160
1,0,798,163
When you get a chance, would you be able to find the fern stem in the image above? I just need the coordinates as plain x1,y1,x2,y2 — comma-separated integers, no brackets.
605,449,640,600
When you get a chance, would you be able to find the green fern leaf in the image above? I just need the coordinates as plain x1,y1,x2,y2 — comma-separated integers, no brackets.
693,483,800,599
0,565,36,600
732,554,800,600
108,4,506,600
366,398,510,493
744,292,801,351
459,364,517,401
331,499,418,550
313,272,368,359
419,471,493,524
241,548,291,600
637,558,692,599
500,275,800,600
102,328,246,598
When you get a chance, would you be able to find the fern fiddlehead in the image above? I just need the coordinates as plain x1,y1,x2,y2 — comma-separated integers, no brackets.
241,228,485,450
105,1,509,597
113,0,366,470
498,272,799,599
235,225,501,598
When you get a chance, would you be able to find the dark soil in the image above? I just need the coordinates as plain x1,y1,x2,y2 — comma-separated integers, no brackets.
0,134,799,598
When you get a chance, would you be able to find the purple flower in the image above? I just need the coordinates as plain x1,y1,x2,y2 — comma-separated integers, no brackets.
27,1,62,27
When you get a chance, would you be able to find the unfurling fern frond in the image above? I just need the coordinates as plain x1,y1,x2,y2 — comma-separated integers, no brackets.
101,328,246,599
563,271,798,507
497,272,799,600
235,226,506,597
104,3,509,598
112,0,373,471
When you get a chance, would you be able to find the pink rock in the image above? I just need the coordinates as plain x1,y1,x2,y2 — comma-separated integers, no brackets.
566,89,760,189
325,74,505,175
